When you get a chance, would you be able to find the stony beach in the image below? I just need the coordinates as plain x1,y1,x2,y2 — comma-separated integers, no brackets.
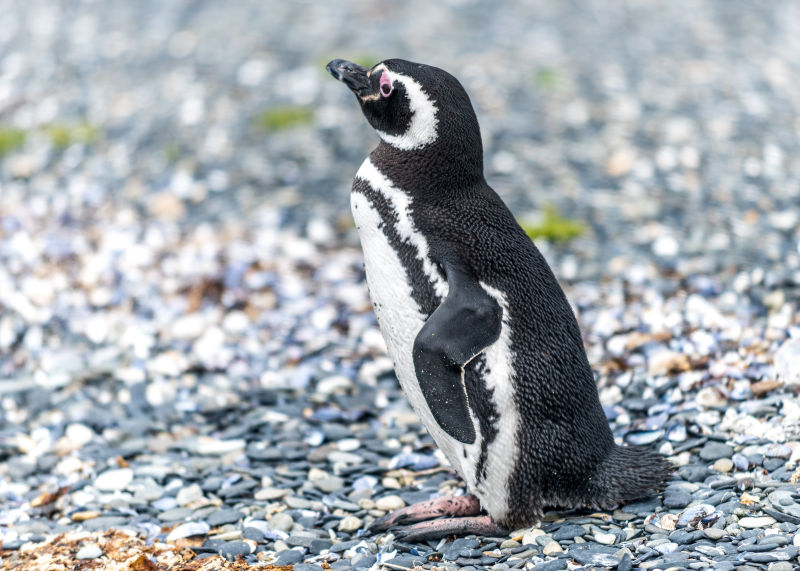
2,0,800,569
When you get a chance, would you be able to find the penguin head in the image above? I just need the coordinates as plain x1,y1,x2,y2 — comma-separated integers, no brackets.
327,58,482,162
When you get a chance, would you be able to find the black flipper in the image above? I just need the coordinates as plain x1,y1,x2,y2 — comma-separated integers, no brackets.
412,262,502,444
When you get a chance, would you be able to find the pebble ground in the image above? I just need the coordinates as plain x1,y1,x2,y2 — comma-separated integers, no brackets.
2,1,800,570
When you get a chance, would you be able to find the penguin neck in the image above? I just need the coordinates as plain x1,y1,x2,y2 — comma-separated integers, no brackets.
371,140,485,198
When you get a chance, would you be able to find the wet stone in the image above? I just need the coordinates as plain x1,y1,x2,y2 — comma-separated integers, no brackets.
275,549,305,565
552,524,586,540
206,508,244,527
699,442,734,461
663,491,692,509
441,538,480,561
219,541,252,560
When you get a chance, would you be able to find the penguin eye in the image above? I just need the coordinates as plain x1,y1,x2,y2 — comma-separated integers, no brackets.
379,71,393,97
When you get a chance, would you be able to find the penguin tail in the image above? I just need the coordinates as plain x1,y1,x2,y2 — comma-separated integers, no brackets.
590,445,674,509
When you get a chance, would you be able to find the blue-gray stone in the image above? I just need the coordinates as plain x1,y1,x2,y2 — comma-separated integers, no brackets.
699,442,733,461
275,549,305,565
531,559,567,571
552,524,586,540
219,541,251,560
206,508,244,527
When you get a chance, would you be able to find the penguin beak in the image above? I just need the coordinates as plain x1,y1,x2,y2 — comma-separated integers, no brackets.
326,59,373,96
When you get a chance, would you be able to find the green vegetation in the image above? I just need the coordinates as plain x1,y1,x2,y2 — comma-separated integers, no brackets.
534,67,560,90
164,142,182,164
520,205,585,243
254,106,314,132
0,127,26,157
47,122,100,150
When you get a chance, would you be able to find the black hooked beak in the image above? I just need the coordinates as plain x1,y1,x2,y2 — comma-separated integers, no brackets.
326,59,372,96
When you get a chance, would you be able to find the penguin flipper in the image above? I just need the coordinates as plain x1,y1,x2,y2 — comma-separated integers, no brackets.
412,263,502,444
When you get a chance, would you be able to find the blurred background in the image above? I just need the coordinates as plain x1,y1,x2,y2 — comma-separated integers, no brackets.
2,0,800,563
2,0,800,273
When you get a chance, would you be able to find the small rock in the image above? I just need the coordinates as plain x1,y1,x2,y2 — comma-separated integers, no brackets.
94,468,134,492
704,528,726,540
275,549,305,566
775,339,800,385
268,512,294,532
176,484,204,506
542,541,563,556
338,516,363,532
739,516,777,529
255,487,290,501
167,522,210,542
714,458,734,473
76,544,103,560
207,508,244,527
219,541,253,560
695,386,728,409
594,532,616,545
375,495,405,511
699,442,734,461
648,350,690,376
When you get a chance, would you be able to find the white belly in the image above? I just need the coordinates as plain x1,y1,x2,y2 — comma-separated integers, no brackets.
350,158,519,522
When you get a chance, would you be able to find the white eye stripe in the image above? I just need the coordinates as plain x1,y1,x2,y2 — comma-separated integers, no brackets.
375,67,439,151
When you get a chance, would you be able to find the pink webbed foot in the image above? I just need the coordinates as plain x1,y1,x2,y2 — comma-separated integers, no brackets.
368,494,508,541
369,495,482,532
393,515,508,542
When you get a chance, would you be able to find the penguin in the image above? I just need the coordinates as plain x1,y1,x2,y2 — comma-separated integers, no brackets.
326,58,673,540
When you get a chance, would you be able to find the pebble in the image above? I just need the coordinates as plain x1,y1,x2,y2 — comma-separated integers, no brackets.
166,522,210,542
207,508,244,527
739,516,778,529
275,549,305,566
76,544,103,560
338,516,363,532
375,495,406,511
714,458,734,473
775,339,800,384
699,442,734,461
542,541,563,555
94,468,134,492
268,512,294,532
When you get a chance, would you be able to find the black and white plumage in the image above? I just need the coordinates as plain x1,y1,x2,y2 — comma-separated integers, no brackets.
327,58,673,531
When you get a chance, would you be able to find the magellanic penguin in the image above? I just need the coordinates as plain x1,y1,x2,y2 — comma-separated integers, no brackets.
327,58,673,540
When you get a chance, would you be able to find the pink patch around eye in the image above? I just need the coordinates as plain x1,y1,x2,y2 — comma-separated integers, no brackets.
379,71,393,96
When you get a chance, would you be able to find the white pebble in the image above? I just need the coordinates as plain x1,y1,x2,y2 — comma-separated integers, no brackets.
94,468,133,492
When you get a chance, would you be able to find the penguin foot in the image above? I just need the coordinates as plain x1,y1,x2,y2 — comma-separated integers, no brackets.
369,495,482,533
392,515,508,542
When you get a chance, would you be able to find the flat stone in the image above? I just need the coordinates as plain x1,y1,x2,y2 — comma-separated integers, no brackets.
699,442,734,461
337,516,362,532
704,527,726,540
219,541,252,560
739,516,777,529
167,521,210,542
375,494,405,511
268,512,294,532
542,541,563,555
552,524,586,540
207,508,244,527
94,468,134,492
275,549,305,566
663,491,692,509
76,544,103,559
714,458,734,473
